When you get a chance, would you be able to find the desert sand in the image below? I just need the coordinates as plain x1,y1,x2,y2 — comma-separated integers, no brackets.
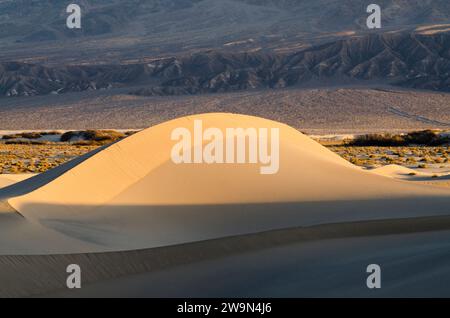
371,164,443,179
0,113,449,297
0,174,35,189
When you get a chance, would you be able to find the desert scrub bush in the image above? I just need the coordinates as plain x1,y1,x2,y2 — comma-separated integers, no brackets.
72,140,106,146
392,158,406,165
349,133,406,146
380,155,392,161
8,166,18,173
5,140,48,145
61,130,125,144
404,130,437,145
2,132,40,140
420,156,433,163
385,157,396,164
364,159,378,167
350,158,364,165
348,130,449,147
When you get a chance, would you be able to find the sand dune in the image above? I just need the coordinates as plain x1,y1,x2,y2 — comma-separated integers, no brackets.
0,113,448,257
0,113,450,297
370,165,423,177
369,165,436,179
370,165,450,188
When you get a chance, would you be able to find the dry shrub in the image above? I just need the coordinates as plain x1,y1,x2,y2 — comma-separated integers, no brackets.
61,130,125,144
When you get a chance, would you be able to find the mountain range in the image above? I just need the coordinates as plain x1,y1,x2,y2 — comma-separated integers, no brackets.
1,1,450,97
2,29,450,97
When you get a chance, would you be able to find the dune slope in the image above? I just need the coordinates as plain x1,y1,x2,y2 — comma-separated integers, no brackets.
0,113,449,255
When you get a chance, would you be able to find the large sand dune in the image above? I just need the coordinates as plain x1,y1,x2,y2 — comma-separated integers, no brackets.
0,113,449,297
0,113,449,255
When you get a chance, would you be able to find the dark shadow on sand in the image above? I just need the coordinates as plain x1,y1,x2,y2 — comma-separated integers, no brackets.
1,196,450,297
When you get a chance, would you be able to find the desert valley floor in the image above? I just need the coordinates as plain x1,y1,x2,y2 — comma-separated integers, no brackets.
1,86,450,133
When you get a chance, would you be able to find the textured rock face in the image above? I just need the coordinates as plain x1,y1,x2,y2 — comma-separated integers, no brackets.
2,1,450,97
2,31,450,97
